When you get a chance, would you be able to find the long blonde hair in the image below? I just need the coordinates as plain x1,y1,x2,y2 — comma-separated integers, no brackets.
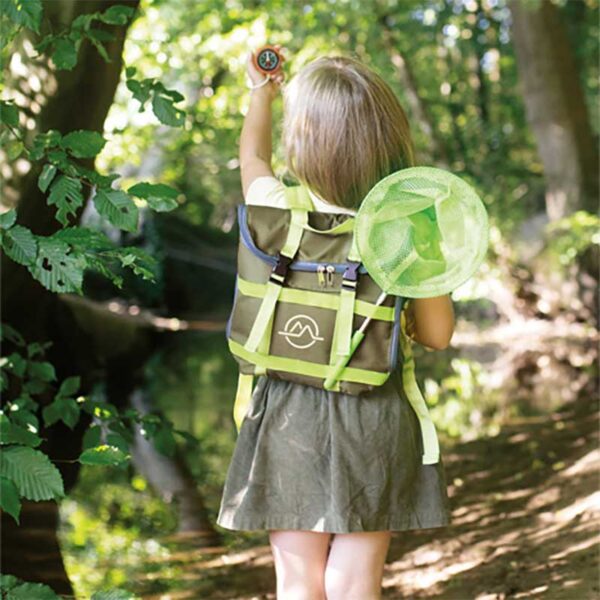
282,54,415,209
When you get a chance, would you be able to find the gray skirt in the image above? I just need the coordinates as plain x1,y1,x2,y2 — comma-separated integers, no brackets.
216,369,452,534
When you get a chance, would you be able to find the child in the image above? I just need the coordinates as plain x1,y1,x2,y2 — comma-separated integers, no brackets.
216,47,454,599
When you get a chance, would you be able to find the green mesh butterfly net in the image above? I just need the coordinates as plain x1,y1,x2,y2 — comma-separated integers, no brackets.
355,166,489,298
322,166,489,390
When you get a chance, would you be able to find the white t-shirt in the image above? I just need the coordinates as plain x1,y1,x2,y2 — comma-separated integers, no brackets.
245,176,356,215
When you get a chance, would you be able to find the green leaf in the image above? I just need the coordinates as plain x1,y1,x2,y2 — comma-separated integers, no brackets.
82,424,102,450
146,196,179,212
47,174,84,226
7,582,61,600
93,189,139,232
152,423,176,457
0,323,25,346
27,340,52,358
86,28,115,42
151,92,186,127
46,148,69,168
0,446,64,500
115,247,158,281
0,574,18,590
128,182,179,212
42,396,80,429
27,236,85,293
0,208,17,229
51,38,78,70
2,0,43,34
98,4,136,25
0,101,20,128
0,414,42,447
62,130,107,158
9,408,38,432
38,163,57,193
79,444,129,466
5,352,27,377
27,360,56,382
125,66,136,78
128,182,179,200
126,78,152,107
57,375,80,397
91,589,136,600
52,226,114,251
0,476,21,523
70,13,95,31
1,224,37,266
105,431,129,453
6,140,24,160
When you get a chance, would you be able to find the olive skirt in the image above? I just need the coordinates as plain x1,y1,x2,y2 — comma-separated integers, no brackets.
216,370,452,534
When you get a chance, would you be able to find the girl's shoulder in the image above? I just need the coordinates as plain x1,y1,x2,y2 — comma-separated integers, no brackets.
244,175,287,209
244,176,356,216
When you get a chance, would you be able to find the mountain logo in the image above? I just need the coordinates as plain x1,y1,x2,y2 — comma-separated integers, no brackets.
278,314,324,349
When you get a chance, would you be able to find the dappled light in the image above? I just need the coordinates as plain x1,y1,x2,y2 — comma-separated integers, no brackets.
1,0,597,598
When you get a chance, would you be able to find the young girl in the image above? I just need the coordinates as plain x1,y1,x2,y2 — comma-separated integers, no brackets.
216,47,454,599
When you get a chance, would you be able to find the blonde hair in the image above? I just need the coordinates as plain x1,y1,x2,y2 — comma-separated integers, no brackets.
282,55,416,209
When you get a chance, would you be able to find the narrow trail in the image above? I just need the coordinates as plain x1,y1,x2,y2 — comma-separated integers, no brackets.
139,378,598,600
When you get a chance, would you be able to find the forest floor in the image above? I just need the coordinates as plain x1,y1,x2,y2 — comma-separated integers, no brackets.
139,378,599,600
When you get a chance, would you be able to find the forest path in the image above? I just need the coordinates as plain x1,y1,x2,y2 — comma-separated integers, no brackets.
140,384,598,600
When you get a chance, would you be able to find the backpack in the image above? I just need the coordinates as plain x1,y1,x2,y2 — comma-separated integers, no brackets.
226,184,440,465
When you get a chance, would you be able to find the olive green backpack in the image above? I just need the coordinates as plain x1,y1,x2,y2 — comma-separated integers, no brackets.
225,185,441,465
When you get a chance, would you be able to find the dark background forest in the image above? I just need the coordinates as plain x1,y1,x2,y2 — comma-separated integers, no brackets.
1,0,598,598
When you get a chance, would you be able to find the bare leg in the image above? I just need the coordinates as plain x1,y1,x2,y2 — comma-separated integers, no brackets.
324,531,392,600
268,529,333,600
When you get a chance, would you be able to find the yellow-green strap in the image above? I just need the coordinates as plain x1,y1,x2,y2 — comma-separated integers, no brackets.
233,373,254,433
399,311,440,465
331,287,355,358
244,280,281,352
229,338,389,386
236,277,395,321
327,232,362,378
284,185,313,209
281,208,308,258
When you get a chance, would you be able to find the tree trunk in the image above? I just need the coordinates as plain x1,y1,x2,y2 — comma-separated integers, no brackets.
508,0,598,220
129,388,222,545
378,19,451,167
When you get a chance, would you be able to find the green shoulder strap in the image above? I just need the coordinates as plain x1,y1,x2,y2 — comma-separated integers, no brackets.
324,233,361,390
285,184,313,209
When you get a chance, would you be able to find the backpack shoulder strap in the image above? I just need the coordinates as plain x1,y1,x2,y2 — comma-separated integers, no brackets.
283,184,314,210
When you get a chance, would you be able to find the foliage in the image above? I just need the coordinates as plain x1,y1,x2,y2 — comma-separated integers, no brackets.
0,3,194,595
544,210,600,267
0,573,138,599
60,468,175,598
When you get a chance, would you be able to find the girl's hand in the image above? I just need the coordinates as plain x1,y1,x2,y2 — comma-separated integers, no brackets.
246,45,286,100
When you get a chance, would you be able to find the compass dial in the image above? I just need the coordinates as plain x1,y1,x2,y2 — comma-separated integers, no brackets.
257,49,280,72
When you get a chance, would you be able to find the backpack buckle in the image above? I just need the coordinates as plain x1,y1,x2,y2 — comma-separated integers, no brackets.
342,261,361,290
270,252,293,284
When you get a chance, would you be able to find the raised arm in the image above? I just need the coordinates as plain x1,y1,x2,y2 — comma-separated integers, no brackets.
240,47,286,197
405,295,455,350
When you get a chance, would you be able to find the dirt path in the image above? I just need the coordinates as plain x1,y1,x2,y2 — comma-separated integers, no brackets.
139,381,598,599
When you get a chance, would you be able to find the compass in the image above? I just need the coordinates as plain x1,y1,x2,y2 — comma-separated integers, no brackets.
253,45,283,75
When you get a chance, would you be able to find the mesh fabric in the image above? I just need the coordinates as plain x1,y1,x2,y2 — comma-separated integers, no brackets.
355,166,489,298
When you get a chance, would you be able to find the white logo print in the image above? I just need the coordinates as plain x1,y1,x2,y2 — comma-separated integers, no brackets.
278,314,324,349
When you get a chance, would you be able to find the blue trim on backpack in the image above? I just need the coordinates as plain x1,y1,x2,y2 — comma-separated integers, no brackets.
389,296,404,368
225,277,238,340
